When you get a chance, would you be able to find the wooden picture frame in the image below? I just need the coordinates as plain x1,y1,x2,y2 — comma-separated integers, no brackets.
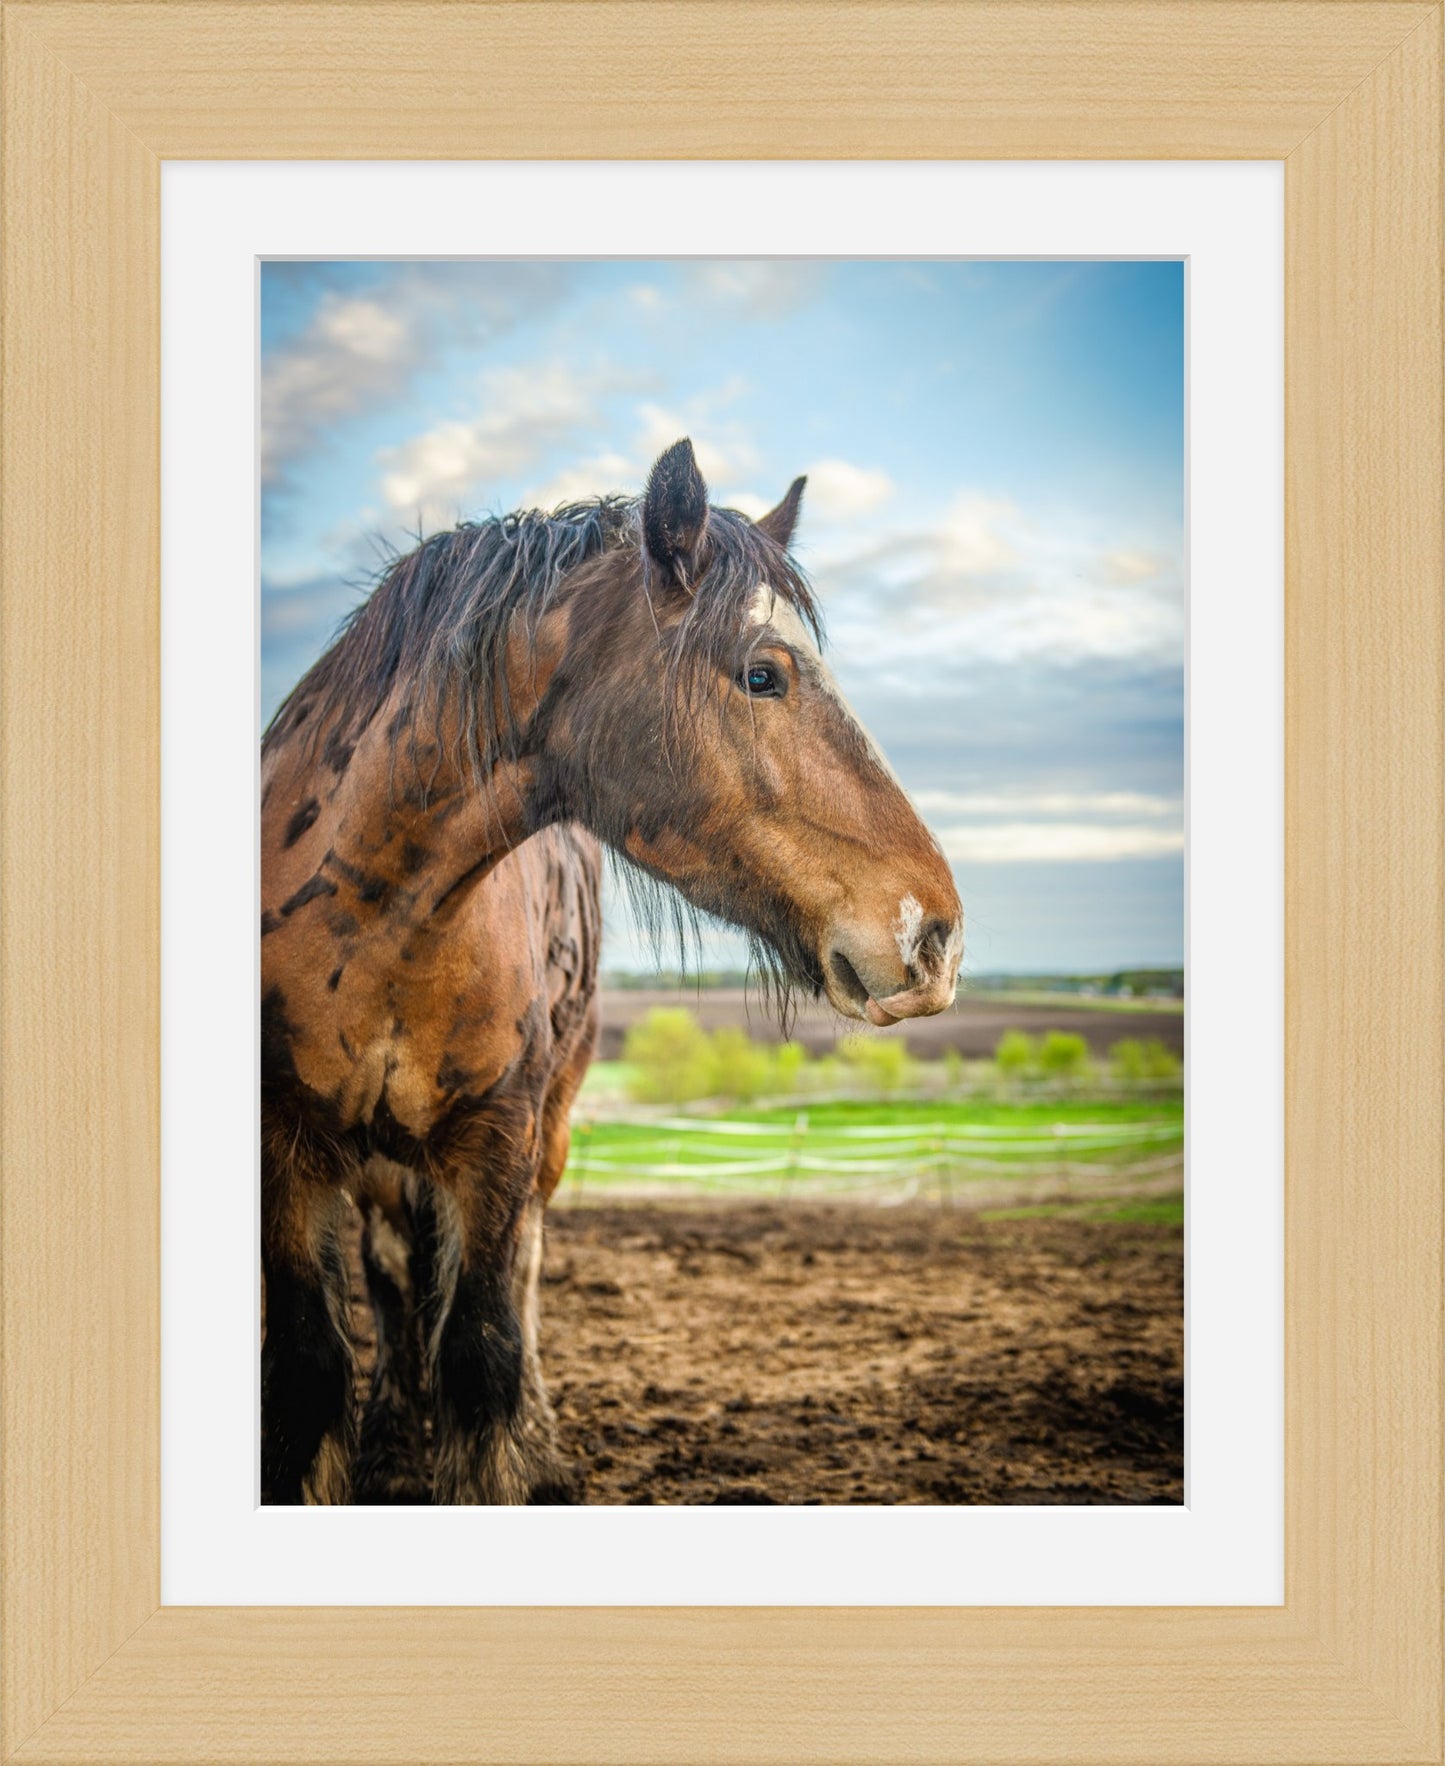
2,4,1440,1760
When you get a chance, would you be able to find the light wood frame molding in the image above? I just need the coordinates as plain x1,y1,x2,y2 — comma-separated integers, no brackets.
2,4,1441,1761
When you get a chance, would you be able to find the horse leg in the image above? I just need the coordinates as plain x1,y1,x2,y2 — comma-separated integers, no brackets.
509,1032,598,1502
509,1191,574,1502
260,1136,356,1505
426,1006,597,1506
353,1159,430,1503
508,1017,593,1497
426,1169,537,1506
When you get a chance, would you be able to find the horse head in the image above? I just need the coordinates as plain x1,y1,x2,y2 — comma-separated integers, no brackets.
547,439,963,1024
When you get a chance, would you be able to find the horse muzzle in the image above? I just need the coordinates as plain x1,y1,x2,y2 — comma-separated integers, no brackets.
824,905,963,1024
862,976,958,1026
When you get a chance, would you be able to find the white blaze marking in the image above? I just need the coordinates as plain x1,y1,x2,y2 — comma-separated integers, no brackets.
748,583,824,667
895,893,925,967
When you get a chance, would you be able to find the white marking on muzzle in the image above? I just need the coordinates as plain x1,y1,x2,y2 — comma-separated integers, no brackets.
895,893,925,968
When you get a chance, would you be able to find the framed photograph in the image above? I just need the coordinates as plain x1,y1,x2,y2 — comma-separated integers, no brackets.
2,5,1440,1762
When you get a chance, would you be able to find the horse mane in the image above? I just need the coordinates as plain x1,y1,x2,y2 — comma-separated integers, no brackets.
264,495,821,784
263,495,825,1020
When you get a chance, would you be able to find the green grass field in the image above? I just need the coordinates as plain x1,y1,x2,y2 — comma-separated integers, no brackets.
562,1094,1184,1201
978,1194,1184,1226
712,1096,1182,1129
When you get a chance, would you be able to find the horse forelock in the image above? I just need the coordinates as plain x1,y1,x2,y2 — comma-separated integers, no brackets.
651,505,822,676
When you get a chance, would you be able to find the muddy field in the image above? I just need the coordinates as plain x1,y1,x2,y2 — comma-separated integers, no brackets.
597,988,1184,1061
349,1201,1183,1505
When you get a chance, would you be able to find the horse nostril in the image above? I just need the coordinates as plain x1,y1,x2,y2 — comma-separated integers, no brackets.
921,918,955,962
828,949,871,1009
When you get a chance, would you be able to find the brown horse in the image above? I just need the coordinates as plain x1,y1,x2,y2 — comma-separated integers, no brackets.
260,438,964,1504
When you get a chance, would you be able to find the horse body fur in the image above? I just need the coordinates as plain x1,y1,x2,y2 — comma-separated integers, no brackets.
261,685,600,1503
262,731,599,1162
259,438,964,1504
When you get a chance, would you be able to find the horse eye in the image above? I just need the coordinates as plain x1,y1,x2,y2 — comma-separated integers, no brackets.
739,663,780,697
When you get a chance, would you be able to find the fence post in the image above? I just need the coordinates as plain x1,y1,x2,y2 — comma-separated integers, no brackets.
571,1119,591,1206
781,1110,808,1198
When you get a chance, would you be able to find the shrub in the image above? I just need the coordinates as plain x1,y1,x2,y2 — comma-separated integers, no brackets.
811,1052,845,1093
994,1029,1037,1077
623,1008,717,1104
709,1027,772,1101
1038,1030,1091,1079
941,1047,965,1093
1143,1038,1182,1080
1110,1037,1148,1081
839,1034,914,1094
1110,1036,1181,1082
770,1040,809,1094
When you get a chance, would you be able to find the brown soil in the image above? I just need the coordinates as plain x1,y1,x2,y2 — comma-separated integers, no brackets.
544,1203,1182,1505
350,1202,1183,1505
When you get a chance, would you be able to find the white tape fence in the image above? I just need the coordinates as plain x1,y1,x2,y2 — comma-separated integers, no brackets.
560,1111,1184,1205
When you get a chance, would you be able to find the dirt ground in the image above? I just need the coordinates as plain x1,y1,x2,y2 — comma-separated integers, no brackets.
596,988,1185,1061
349,1201,1183,1505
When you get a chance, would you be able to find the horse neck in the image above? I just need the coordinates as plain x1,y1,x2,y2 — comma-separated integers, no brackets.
317,696,540,923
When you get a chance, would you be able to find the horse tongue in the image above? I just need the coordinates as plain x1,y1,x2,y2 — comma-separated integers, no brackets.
865,998,900,1027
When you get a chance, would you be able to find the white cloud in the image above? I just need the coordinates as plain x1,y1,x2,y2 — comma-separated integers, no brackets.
683,261,822,318
993,585,1183,663
810,493,1020,613
263,295,416,481
936,823,1184,864
523,451,638,510
1100,547,1169,584
261,264,567,487
914,789,1180,821
515,395,763,512
633,405,757,487
719,491,773,520
316,297,408,362
826,579,1184,673
913,788,1183,866
378,361,630,527
936,494,1019,577
803,459,894,522
815,493,1183,670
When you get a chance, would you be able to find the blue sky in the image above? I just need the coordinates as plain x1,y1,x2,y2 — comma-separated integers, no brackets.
261,259,1184,974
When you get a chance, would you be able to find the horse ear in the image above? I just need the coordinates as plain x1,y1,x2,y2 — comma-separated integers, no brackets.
755,476,806,549
642,438,709,586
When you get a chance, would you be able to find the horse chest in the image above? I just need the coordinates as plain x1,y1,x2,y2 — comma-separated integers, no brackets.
333,1021,421,1136
293,964,527,1149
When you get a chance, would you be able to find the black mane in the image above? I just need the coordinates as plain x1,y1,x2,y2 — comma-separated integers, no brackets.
263,495,820,784
264,492,825,1020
